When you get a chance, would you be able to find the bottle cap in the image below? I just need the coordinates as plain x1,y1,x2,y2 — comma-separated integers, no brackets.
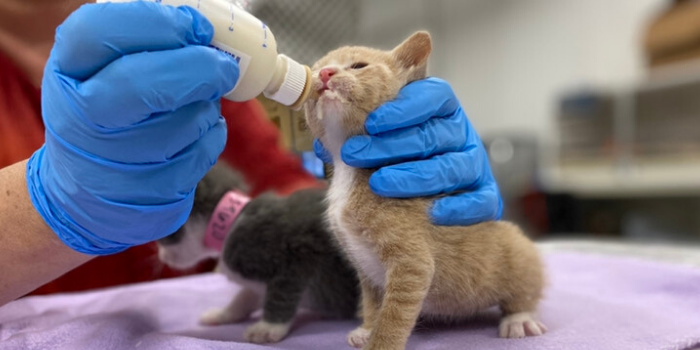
265,55,308,107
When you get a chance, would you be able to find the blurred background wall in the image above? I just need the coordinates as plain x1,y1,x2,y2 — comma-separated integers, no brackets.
355,0,667,139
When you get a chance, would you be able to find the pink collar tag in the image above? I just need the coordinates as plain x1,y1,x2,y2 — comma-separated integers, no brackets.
203,191,251,252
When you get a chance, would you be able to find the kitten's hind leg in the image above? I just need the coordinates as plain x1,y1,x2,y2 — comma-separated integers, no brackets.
200,287,260,325
348,278,382,348
244,273,309,344
498,291,547,338
499,297,547,338
498,312,547,338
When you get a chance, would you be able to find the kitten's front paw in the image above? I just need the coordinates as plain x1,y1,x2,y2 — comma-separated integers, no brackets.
499,312,548,338
199,308,247,325
347,327,371,348
244,320,291,343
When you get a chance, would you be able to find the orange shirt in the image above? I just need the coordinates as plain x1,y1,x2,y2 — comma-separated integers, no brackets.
0,52,44,166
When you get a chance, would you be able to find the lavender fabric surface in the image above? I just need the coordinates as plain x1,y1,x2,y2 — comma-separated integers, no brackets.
1,252,699,350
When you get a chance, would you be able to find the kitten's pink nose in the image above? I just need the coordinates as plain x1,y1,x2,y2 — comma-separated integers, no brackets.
319,68,337,85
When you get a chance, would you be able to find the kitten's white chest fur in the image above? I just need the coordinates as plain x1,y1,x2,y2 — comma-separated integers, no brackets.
328,162,386,288
320,98,387,288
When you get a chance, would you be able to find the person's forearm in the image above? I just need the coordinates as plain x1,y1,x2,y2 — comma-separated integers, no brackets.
0,160,92,307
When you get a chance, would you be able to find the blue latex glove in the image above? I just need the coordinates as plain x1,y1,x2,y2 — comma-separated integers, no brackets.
314,77,503,226
26,2,239,255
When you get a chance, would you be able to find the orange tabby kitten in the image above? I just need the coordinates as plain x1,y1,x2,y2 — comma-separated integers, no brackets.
303,31,546,350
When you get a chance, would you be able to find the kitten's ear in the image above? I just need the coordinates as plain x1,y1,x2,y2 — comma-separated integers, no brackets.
392,31,432,81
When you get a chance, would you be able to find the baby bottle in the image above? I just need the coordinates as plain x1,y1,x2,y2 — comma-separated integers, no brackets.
96,0,312,109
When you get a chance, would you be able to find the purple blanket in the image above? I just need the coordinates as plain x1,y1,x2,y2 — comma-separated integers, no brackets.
1,252,699,350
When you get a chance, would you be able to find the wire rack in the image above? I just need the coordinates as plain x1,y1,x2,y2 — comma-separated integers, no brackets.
235,0,360,65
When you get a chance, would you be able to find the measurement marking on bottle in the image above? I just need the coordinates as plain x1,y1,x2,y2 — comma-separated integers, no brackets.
262,22,268,48
228,3,235,31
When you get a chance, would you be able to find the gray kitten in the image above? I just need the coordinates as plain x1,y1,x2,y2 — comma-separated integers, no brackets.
157,163,360,343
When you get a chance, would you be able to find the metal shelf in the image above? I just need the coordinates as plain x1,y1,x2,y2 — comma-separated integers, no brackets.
540,158,700,198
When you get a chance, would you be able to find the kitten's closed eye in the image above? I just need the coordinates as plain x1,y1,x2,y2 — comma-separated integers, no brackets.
350,62,368,69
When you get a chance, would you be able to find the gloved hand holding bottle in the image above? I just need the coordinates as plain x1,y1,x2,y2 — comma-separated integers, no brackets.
26,2,239,255
314,78,503,226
